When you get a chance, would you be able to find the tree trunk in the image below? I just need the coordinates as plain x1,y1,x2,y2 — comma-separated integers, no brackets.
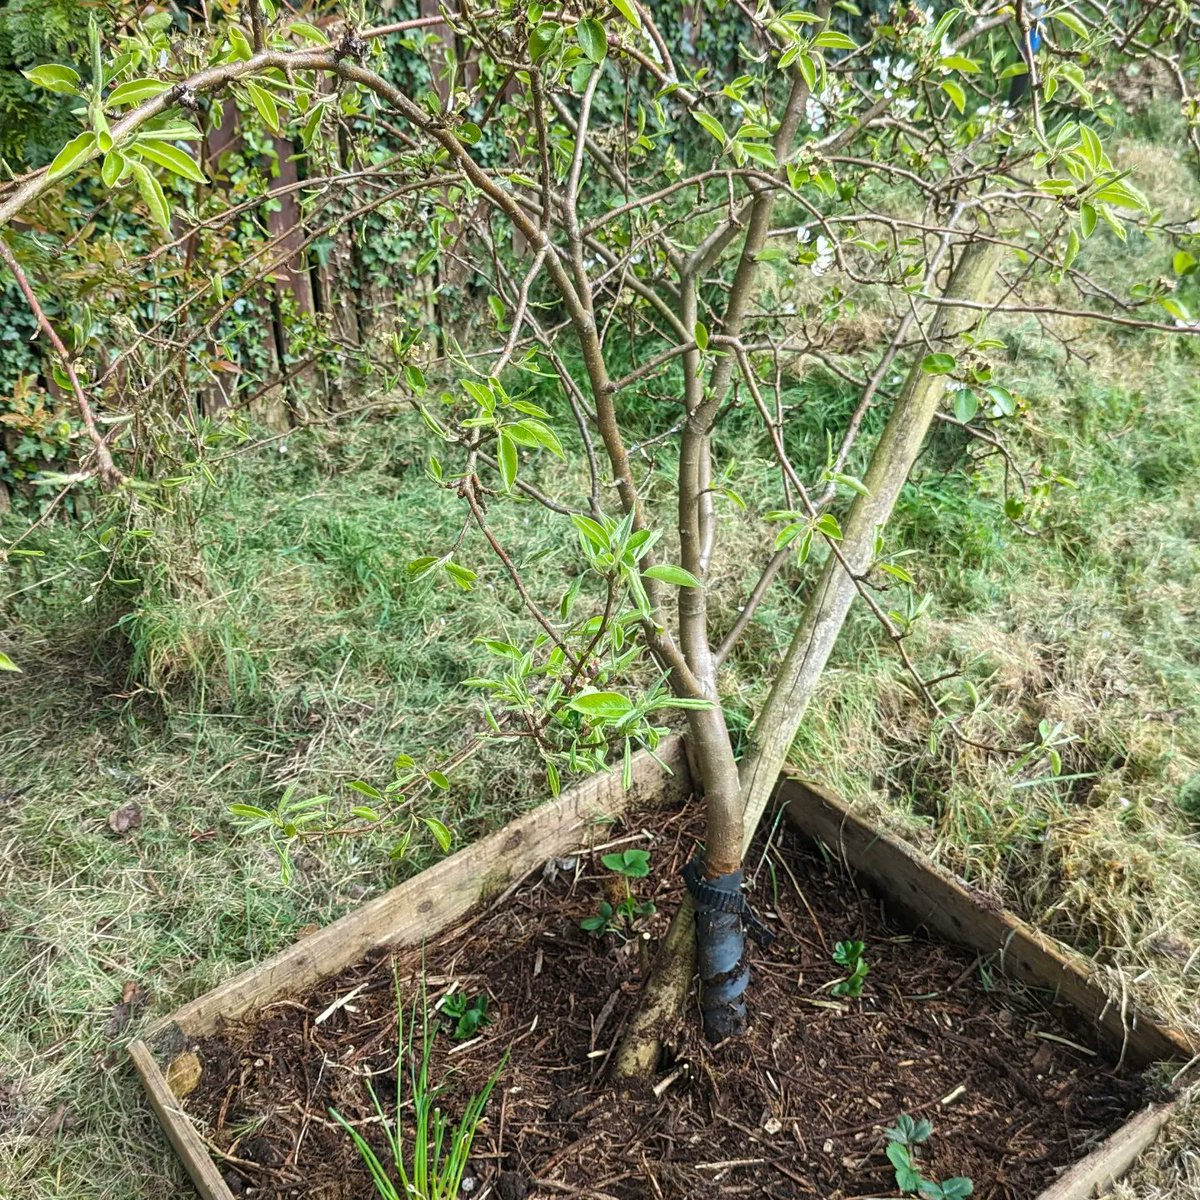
611,237,1002,1079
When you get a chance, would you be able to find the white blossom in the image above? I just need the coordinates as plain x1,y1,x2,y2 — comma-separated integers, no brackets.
811,234,835,277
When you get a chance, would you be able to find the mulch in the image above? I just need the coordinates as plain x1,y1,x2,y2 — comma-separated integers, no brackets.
181,797,1148,1199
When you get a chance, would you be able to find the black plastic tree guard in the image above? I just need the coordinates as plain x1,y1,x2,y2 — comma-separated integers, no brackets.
684,856,775,1041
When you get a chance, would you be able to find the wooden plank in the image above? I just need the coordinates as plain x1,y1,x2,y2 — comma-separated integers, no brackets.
1035,1102,1177,1200
144,736,690,1043
129,1040,233,1200
779,776,1194,1068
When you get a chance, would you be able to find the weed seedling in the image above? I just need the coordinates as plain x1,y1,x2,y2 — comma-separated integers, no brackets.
830,939,869,998
581,848,655,937
885,1114,973,1199
439,992,489,1040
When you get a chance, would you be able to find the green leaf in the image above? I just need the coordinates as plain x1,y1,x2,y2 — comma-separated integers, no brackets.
100,150,125,189
568,691,634,720
423,816,453,852
937,1179,974,1200
937,54,980,72
0,652,21,673
1173,250,1197,276
529,22,561,61
739,140,777,168
1053,10,1087,38
22,64,80,94
952,389,979,422
458,121,482,145
444,561,476,590
290,20,329,43
796,52,817,91
228,25,253,61
131,161,171,232
940,80,965,113
921,352,956,375
47,131,97,181
576,17,607,63
1079,202,1097,238
692,111,726,146
815,513,842,540
611,0,641,27
693,320,709,351
644,563,703,588
229,803,272,820
132,139,208,183
301,102,325,149
813,30,857,49
350,806,379,822
497,428,518,491
348,780,383,800
428,770,450,790
1063,228,1080,270
513,418,565,458
106,78,169,106
986,385,1016,416
887,1143,923,1193
244,80,280,132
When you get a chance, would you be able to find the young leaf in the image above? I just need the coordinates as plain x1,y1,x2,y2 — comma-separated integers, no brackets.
952,388,979,422
940,80,966,113
100,150,125,189
693,320,709,351
47,131,97,181
814,513,842,540
610,0,641,27
576,17,607,63
644,563,702,588
106,78,169,106
132,139,208,184
692,111,727,146
496,428,518,491
131,161,171,232
229,803,272,820
427,770,450,790
244,80,281,132
228,25,253,61
347,780,383,800
813,30,857,49
290,20,329,43
887,1143,923,1193
0,652,21,673
921,352,956,375
568,691,634,720
423,816,453,852
22,64,80,94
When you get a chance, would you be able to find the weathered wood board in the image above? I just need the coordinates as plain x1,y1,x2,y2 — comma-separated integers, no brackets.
130,749,1191,1200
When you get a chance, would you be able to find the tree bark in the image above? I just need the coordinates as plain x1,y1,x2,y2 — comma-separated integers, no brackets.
611,236,1002,1079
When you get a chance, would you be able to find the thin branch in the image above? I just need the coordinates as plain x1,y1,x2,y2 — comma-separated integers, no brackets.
0,240,123,488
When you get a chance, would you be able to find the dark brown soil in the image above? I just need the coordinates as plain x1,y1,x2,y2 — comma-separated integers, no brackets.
181,799,1148,1199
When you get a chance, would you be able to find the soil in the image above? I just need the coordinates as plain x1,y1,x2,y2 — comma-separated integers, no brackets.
180,799,1149,1199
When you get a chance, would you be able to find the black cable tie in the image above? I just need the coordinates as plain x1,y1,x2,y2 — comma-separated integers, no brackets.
682,855,776,949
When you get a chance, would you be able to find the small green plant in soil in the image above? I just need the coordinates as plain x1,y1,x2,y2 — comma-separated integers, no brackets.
330,970,506,1200
581,848,656,937
438,992,490,1040
885,1115,974,1199
830,939,870,998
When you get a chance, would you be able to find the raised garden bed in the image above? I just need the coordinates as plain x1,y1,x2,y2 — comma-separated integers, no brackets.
131,738,1194,1200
